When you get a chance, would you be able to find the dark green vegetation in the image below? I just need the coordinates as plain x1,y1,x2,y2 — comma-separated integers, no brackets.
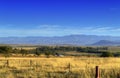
0,46,120,57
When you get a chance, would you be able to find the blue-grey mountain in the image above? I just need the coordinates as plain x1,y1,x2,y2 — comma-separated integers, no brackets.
0,35,120,46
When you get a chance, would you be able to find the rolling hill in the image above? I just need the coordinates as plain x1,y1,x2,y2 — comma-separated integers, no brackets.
91,40,120,46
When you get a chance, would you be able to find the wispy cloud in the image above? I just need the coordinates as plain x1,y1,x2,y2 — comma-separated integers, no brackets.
109,8,119,11
0,24,120,37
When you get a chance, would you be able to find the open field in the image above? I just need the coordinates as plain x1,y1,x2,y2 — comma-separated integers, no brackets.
0,46,120,78
108,46,120,52
0,57,120,78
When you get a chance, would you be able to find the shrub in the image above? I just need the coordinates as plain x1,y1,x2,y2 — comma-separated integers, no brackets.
100,52,113,57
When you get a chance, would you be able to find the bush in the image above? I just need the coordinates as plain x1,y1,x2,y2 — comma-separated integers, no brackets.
0,46,12,53
20,49,28,56
114,52,120,57
100,52,113,57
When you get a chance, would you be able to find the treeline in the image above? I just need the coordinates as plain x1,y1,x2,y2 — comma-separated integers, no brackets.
37,46,107,52
35,46,111,57
0,46,120,57
34,46,108,55
76,47,108,53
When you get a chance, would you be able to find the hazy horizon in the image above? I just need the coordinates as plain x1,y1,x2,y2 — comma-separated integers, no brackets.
0,34,120,38
0,0,120,37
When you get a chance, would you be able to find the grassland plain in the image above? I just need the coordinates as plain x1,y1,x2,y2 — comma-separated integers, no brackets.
0,57,120,78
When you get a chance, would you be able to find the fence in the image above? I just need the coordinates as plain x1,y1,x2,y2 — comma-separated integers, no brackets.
95,66,120,78
95,66,99,78
0,59,120,78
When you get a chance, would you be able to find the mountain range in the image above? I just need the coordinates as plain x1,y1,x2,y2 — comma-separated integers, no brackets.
0,35,120,46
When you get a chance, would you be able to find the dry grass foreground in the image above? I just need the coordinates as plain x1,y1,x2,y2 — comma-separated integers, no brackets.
0,57,120,78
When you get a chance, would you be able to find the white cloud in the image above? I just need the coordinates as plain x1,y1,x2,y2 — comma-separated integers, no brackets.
0,25,120,37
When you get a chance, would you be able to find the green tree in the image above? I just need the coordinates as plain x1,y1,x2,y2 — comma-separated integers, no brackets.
100,52,113,57
35,48,41,56
20,49,28,56
12,48,20,54
0,46,12,57
45,51,51,58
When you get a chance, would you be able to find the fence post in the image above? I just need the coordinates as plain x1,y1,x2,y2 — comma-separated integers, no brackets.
30,60,32,66
117,73,120,78
95,66,100,78
5,60,9,67
68,63,71,72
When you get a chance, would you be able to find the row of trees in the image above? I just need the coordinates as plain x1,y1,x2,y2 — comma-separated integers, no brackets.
0,46,119,57
34,46,109,56
76,47,108,53
36,46,108,52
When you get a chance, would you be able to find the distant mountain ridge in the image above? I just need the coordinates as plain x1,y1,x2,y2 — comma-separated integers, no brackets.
0,35,120,46
91,40,120,46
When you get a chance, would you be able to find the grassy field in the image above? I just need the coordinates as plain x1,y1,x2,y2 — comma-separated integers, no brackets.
108,46,120,52
0,57,120,78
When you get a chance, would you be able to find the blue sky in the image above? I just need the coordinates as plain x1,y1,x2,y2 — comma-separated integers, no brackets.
0,0,120,37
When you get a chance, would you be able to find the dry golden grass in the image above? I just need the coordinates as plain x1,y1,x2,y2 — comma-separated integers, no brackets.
0,57,120,78
0,57,119,70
